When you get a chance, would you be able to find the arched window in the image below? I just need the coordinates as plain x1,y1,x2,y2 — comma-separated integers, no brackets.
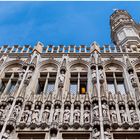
37,63,58,94
105,63,126,95
0,63,22,95
69,63,88,95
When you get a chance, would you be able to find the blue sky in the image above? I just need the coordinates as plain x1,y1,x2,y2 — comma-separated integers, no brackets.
0,1,140,47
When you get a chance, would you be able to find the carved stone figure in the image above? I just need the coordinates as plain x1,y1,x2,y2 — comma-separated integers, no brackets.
18,70,25,81
53,105,60,122
26,69,34,81
110,107,117,123
129,72,137,85
0,106,5,120
99,69,104,79
58,70,65,87
93,103,99,118
102,102,108,118
2,130,10,139
63,106,70,123
92,128,100,139
120,107,127,123
31,105,40,124
104,128,112,139
73,106,81,123
83,107,90,123
11,103,21,120
42,107,50,123
20,106,31,123
129,107,138,123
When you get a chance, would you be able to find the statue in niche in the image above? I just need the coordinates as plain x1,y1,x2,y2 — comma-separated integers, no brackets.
31,105,40,124
0,106,5,120
110,106,117,123
102,102,108,118
5,103,11,117
99,69,104,79
92,128,100,139
1,130,10,139
129,71,137,85
11,103,21,120
53,105,60,122
120,107,127,123
63,106,70,123
83,107,90,123
129,106,138,123
26,67,34,81
73,106,81,123
18,69,25,81
92,103,99,118
42,107,50,123
58,70,65,87
20,106,31,123
104,128,112,139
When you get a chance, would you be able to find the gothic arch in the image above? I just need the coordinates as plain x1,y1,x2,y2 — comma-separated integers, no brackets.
103,59,126,72
69,60,89,71
38,59,60,72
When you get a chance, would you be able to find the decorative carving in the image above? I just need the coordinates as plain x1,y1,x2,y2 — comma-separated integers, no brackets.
31,105,40,124
120,107,128,123
63,106,70,123
83,107,90,124
10,103,21,120
92,128,100,139
53,105,60,123
102,102,108,118
0,106,6,120
42,107,50,123
1,130,11,139
110,107,117,123
92,103,99,119
129,72,137,87
129,107,138,123
104,128,112,139
73,106,81,128
58,70,65,88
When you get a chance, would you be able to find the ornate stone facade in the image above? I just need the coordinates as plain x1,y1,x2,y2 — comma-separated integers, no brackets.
0,10,140,139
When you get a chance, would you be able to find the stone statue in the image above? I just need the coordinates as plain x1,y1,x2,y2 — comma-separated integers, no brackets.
120,107,127,123
104,128,112,139
31,105,40,124
92,128,100,139
20,106,31,123
63,106,70,123
18,70,25,81
42,107,50,123
129,72,137,85
0,106,5,120
58,70,65,87
53,105,60,122
99,69,104,79
93,103,99,118
73,106,81,123
102,102,108,118
11,103,21,120
110,107,117,123
83,107,90,123
26,68,34,81
2,130,10,139
129,107,138,123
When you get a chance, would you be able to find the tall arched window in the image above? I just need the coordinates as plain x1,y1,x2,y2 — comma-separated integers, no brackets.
69,63,88,95
105,63,126,95
37,63,58,94
0,63,22,95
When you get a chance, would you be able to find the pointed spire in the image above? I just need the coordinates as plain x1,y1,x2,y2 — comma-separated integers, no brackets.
74,92,81,108
27,91,34,103
33,41,43,54
36,94,44,103
46,92,53,102
54,88,62,108
117,91,125,108
117,91,124,102
64,92,71,108
83,92,91,109
108,91,114,102
90,42,100,53
126,91,135,109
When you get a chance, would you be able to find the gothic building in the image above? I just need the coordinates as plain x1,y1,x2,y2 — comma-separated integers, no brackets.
0,9,140,139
